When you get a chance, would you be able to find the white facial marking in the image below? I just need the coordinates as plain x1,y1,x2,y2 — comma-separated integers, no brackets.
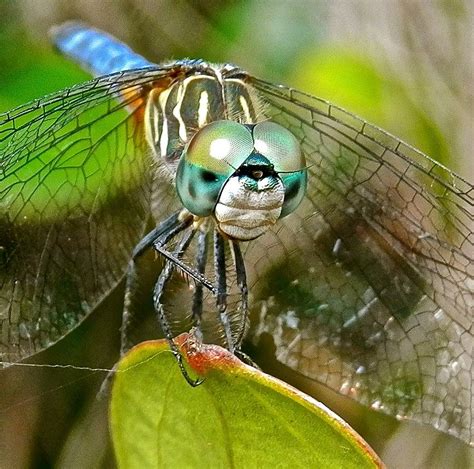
214,176,285,240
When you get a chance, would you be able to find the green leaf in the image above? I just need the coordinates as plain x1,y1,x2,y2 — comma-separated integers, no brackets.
110,333,383,468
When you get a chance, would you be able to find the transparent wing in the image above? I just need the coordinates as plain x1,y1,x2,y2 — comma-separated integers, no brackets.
245,77,474,444
0,67,178,363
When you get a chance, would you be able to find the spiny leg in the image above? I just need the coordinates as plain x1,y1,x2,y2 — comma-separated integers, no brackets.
229,240,248,348
227,243,256,370
153,226,203,386
99,212,185,398
191,229,209,341
235,350,260,369
154,240,215,293
121,211,182,355
214,229,235,353
154,213,194,247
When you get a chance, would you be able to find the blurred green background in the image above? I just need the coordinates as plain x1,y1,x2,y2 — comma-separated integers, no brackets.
0,0,472,468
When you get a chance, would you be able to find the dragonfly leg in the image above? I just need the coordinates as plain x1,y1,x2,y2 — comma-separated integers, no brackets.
214,229,235,353
153,239,215,293
190,229,209,341
101,214,197,398
152,225,204,386
120,211,183,355
229,240,248,349
235,349,260,370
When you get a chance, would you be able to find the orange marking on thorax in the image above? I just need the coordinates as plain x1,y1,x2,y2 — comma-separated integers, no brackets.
121,76,175,126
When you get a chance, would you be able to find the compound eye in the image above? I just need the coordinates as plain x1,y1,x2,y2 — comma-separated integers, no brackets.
185,120,254,176
253,121,305,172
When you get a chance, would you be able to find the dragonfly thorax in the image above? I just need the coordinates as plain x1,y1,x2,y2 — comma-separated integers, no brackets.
144,69,262,174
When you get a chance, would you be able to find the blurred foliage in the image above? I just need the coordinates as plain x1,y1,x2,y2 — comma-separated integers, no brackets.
292,47,453,168
0,11,87,108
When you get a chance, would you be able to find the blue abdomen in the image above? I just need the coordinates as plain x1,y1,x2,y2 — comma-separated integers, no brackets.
51,22,154,76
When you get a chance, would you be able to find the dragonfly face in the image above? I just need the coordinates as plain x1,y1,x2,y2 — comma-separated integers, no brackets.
0,22,472,445
175,120,307,239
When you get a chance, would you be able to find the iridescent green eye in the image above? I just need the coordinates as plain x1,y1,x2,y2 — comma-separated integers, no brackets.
185,120,253,175
176,121,253,216
253,121,305,172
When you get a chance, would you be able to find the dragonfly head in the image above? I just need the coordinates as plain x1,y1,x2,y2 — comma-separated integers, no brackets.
176,120,307,240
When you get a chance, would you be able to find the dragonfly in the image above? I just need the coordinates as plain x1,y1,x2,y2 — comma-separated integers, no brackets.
0,22,472,445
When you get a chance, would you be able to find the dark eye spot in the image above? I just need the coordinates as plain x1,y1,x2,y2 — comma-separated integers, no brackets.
285,179,300,200
201,170,217,182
